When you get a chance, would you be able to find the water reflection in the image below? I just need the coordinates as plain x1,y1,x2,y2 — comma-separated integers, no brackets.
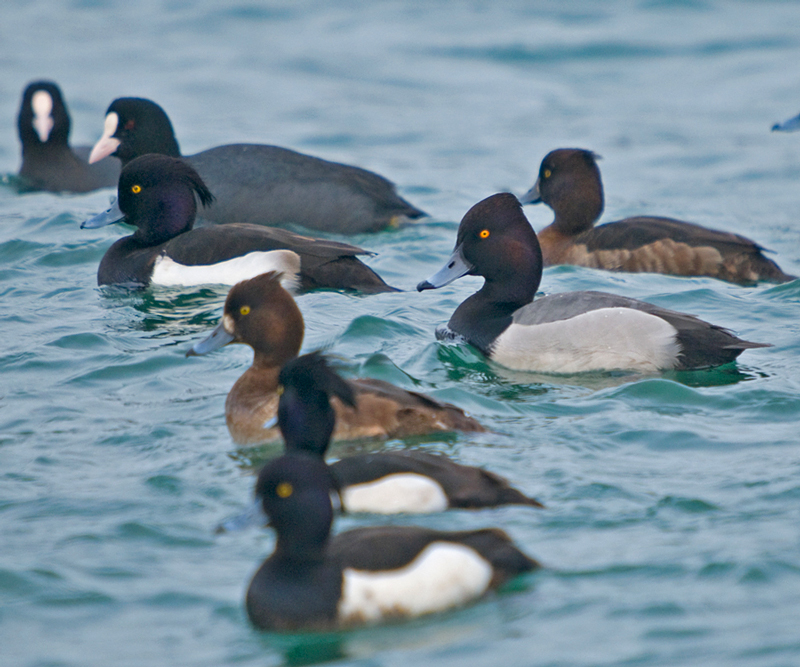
260,587,535,667
230,431,463,475
437,339,762,394
98,284,228,336
269,633,347,666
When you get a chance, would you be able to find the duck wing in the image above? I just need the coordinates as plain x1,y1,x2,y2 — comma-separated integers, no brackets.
580,217,794,284
163,224,396,292
330,450,542,508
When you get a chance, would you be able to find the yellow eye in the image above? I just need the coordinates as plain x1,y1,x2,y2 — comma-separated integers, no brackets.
543,169,551,179
276,385,284,396
479,229,490,239
276,482,293,498
131,184,142,193
239,305,250,316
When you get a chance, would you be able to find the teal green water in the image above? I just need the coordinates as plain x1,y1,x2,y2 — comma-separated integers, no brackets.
2,2,800,665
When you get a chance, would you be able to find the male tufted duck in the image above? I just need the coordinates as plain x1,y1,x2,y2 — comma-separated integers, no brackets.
270,352,543,513
186,272,485,442
81,154,396,292
239,453,539,630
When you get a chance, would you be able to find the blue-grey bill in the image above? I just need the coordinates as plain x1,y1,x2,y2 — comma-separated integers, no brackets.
262,415,278,429
416,244,473,291
186,320,235,357
518,178,542,205
215,499,267,534
81,198,124,229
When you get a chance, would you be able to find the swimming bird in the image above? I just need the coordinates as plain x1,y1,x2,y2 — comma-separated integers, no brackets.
520,148,794,285
772,112,800,132
186,271,484,443
417,193,770,373
273,351,542,513
16,80,120,193
87,97,425,234
81,154,396,292
237,452,539,630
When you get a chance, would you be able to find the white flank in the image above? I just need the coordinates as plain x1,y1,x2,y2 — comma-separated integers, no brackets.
492,307,681,373
338,542,492,624
151,249,301,291
31,90,54,142
88,112,121,163
341,474,449,514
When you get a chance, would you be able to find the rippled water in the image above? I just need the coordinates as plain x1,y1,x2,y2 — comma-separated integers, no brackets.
2,1,800,666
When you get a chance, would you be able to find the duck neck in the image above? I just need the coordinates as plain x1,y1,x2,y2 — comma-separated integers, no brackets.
131,195,196,246
448,267,540,355
552,198,601,235
551,178,603,236
279,389,335,458
476,236,542,309
242,362,281,392
272,498,332,566
251,341,300,374
477,274,537,311
273,535,329,568
447,237,542,353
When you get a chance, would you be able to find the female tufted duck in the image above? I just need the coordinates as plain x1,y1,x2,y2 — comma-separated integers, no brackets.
268,352,543,513
186,272,484,442
520,148,794,285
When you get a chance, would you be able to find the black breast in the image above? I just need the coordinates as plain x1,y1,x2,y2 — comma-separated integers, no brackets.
246,558,343,631
96,238,159,287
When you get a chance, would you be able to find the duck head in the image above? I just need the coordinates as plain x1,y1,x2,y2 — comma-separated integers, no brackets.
187,271,304,367
82,154,213,245
417,193,543,306
520,148,604,235
255,453,336,561
277,352,356,458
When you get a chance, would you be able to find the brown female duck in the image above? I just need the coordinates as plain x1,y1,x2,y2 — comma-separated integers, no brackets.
521,148,794,285
186,272,484,444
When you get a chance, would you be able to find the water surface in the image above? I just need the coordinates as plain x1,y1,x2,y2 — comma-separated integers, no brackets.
2,2,800,666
